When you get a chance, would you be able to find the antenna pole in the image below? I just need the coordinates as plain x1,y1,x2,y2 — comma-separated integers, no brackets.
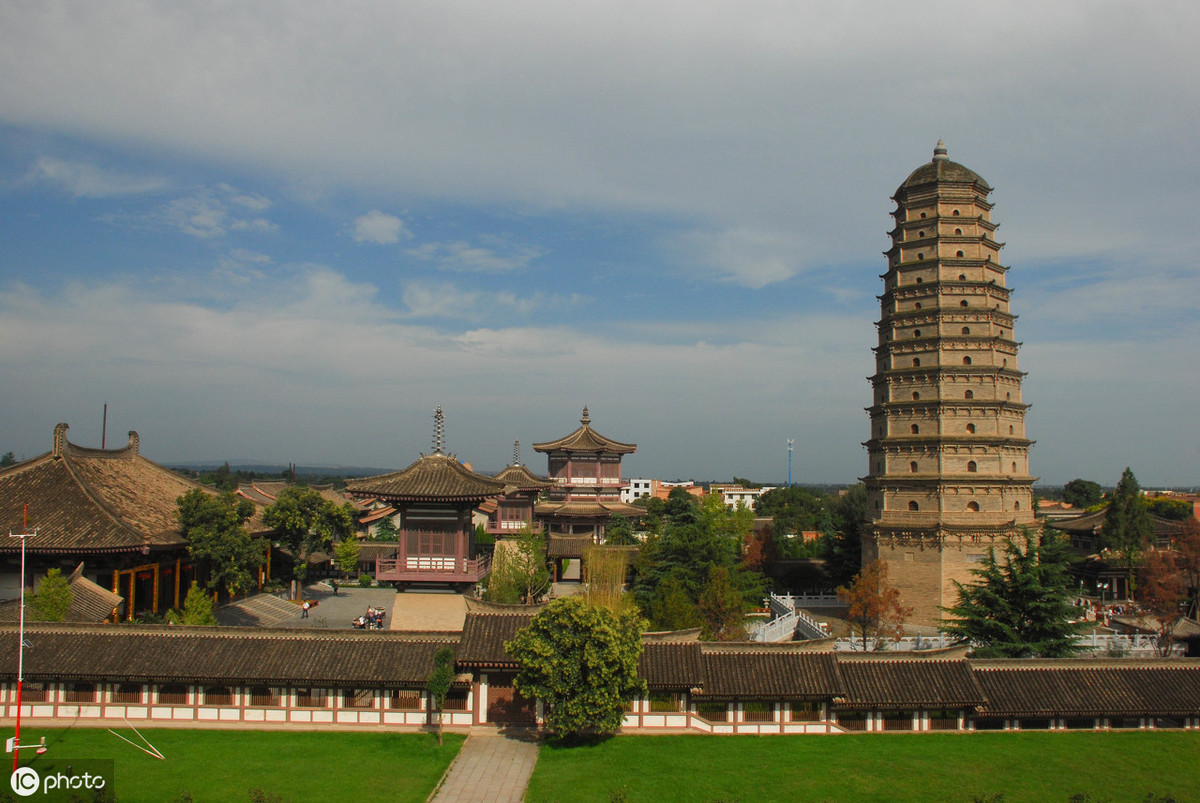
10,507,37,773
787,439,794,487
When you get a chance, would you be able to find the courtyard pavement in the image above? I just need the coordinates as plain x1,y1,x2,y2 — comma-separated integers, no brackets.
430,728,540,803
216,583,398,630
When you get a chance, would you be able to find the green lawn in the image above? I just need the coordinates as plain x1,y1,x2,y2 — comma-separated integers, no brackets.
526,731,1200,803
13,727,463,802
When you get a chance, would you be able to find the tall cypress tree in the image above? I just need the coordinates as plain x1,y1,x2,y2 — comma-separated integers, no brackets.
943,528,1083,658
1100,467,1154,597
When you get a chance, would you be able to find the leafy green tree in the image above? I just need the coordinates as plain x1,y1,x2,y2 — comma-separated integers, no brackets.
942,528,1084,657
507,597,646,737
604,513,637,546
178,488,264,598
663,486,700,526
1100,468,1155,597
29,568,73,622
262,488,355,592
1061,479,1103,509
754,486,833,538
0,451,15,467
632,495,666,535
373,516,399,541
838,560,910,650
334,538,361,579
645,576,701,631
484,528,550,604
425,646,455,745
167,581,218,626
697,566,747,641
1146,498,1192,521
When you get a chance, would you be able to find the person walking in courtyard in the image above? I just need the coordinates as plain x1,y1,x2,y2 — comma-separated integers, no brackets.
301,600,311,618
331,579,338,596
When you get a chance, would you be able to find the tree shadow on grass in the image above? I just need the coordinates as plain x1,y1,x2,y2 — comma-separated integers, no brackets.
540,732,616,751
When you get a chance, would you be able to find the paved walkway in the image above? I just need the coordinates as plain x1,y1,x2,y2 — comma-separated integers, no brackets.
430,728,540,803
391,590,468,631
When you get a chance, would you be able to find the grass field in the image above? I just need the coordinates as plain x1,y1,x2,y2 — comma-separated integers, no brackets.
526,731,1200,803
11,726,463,802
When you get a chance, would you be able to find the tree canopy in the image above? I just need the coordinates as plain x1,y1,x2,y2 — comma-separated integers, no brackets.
1061,478,1103,509
177,488,264,597
507,597,646,737
167,581,218,626
483,528,550,605
262,487,356,587
425,646,456,745
942,528,1083,658
1099,467,1154,597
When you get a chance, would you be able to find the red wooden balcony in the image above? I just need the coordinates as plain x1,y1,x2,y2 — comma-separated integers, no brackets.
375,554,491,584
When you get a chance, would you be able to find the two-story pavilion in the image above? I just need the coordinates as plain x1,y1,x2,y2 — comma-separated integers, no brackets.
346,409,505,589
486,442,555,538
532,407,643,542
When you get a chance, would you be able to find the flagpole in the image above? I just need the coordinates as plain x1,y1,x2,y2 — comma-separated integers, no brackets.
10,504,36,773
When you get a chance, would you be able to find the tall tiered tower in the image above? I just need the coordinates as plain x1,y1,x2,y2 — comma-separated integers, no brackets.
863,142,1037,625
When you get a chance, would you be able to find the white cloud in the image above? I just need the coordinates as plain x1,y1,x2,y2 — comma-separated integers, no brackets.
667,226,806,288
353,210,411,244
407,239,543,273
158,185,278,238
27,156,167,198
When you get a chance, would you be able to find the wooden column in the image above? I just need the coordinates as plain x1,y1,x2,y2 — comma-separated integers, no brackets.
174,558,182,609
127,571,135,621
153,563,160,613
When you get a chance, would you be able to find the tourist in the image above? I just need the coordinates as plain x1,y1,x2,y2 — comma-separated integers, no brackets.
301,600,311,618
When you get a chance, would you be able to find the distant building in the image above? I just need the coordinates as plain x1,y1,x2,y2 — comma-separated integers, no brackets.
862,142,1037,625
487,442,555,537
709,484,775,510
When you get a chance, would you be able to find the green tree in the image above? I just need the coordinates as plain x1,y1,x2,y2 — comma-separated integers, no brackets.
507,597,646,738
178,488,264,598
29,568,73,622
484,528,550,604
645,576,701,631
824,484,868,588
604,513,637,546
334,538,361,579
754,486,833,539
373,516,398,541
942,528,1084,658
425,646,455,745
0,451,15,467
697,566,747,641
167,581,218,626
1061,478,1103,509
1100,468,1154,597
837,560,910,650
262,488,356,594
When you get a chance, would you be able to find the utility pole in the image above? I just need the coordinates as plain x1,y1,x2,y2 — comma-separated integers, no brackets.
787,439,794,487
8,505,39,772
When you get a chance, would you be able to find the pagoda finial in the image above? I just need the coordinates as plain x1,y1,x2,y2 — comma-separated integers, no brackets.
432,406,445,455
513,440,521,466
933,138,948,162
580,405,590,426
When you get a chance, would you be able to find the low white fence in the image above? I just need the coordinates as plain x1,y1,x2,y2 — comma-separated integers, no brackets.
831,632,1184,657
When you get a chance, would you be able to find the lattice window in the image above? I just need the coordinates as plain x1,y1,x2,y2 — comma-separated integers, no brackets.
203,686,233,705
343,689,375,709
248,686,279,707
65,683,96,703
157,684,189,705
111,683,142,704
389,691,422,710
649,692,683,713
295,688,328,708
742,701,774,723
696,702,728,723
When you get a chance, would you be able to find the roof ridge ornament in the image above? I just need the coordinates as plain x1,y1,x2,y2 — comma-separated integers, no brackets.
432,406,445,455
513,440,520,466
933,139,948,162
580,405,590,426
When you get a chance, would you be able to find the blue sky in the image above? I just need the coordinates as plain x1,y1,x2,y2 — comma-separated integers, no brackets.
1,2,1197,487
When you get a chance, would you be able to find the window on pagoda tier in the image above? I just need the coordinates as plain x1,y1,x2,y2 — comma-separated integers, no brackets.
962,327,971,335
912,392,920,400
966,423,976,434
956,251,965,257
908,501,920,511
910,462,918,473
913,358,921,367
967,461,977,473
911,424,920,434
963,356,972,365
967,502,980,512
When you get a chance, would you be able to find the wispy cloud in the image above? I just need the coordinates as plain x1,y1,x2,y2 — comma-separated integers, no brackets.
159,185,278,238
666,227,806,289
353,210,412,244
407,238,543,273
27,156,168,198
